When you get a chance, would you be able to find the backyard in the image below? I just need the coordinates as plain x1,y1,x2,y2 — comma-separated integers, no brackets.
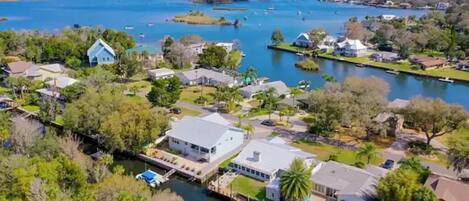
179,86,216,105
230,175,267,201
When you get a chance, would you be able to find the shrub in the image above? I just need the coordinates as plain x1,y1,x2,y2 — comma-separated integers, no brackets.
295,59,320,71
328,154,338,161
408,141,434,155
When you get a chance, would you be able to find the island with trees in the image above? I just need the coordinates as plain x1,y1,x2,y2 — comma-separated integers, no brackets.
173,11,232,25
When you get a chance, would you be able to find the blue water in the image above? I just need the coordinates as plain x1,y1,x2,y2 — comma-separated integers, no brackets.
2,0,467,109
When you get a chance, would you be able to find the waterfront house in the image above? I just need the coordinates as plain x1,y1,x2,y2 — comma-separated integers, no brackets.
87,39,116,66
411,56,448,70
456,59,469,71
334,39,368,57
293,33,313,48
370,52,400,63
215,42,234,53
310,161,387,201
436,2,450,10
4,61,37,77
166,113,244,163
239,81,290,99
188,42,207,56
230,137,316,182
126,45,163,68
148,68,175,80
36,76,78,101
424,173,469,201
399,2,412,8
176,68,238,87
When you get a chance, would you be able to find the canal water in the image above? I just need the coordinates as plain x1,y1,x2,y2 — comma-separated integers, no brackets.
2,0,468,109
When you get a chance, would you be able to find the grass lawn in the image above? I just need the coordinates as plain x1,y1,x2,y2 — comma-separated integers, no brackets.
179,86,216,105
291,140,384,166
247,108,270,118
230,175,267,200
126,95,147,103
0,86,10,94
219,154,238,169
53,115,64,126
172,107,202,119
21,105,40,113
124,80,152,95
272,43,469,81
437,128,469,147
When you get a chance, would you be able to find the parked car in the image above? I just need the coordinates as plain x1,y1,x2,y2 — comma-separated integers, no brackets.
261,119,276,127
382,159,395,169
170,107,182,114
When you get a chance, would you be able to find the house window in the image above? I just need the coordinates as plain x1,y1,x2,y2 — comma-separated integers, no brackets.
200,147,209,153
314,184,325,194
241,166,245,171
211,147,216,154
191,144,199,150
326,187,336,198
172,138,179,144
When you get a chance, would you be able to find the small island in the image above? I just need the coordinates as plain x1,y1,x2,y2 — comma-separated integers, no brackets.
295,58,320,71
173,11,232,25
0,17,8,22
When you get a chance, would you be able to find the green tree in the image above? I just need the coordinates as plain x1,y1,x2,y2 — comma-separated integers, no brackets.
94,174,151,201
198,45,227,68
448,135,469,172
115,53,143,80
356,143,378,164
60,82,86,102
0,111,10,143
377,169,436,201
255,88,280,120
280,158,312,201
225,50,242,70
242,66,257,85
271,29,284,46
146,76,182,108
308,28,327,49
65,56,82,69
403,97,468,148
411,186,438,201
398,157,431,183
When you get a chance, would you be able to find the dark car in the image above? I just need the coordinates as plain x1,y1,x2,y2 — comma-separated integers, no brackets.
382,159,395,169
170,107,182,114
261,119,276,127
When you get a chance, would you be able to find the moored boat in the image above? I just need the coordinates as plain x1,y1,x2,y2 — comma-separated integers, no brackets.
136,170,161,188
386,70,399,75
438,77,454,83
124,25,134,30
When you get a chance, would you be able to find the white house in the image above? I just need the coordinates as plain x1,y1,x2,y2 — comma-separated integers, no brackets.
87,39,116,66
166,113,244,163
310,161,388,201
176,68,238,87
240,81,290,98
334,39,368,57
293,33,312,48
148,68,175,80
230,137,316,183
215,42,234,53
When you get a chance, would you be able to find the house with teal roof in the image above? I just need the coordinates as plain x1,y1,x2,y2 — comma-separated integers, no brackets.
87,39,116,66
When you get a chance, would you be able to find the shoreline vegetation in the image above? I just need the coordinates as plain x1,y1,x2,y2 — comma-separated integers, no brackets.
0,17,7,22
173,11,232,25
295,58,320,71
269,43,469,82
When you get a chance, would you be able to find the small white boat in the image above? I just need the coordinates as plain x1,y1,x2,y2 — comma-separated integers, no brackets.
124,26,134,30
386,70,399,75
438,77,454,83
139,33,145,38
241,53,246,57
296,53,304,56
147,23,155,27
136,170,161,188
355,63,365,67
267,7,275,10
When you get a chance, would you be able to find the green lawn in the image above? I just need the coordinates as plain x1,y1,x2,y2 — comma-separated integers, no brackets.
230,175,267,200
219,154,238,169
179,86,216,105
124,80,152,95
53,115,64,126
0,86,10,95
172,107,202,119
272,43,469,81
290,140,384,166
21,105,40,113
126,95,147,103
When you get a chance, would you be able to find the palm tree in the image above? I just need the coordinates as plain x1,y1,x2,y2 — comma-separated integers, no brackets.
226,87,243,112
289,88,303,110
280,158,312,201
242,66,257,85
243,124,255,139
356,143,378,164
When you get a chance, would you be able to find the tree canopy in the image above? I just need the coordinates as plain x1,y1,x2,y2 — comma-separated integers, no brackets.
146,76,182,108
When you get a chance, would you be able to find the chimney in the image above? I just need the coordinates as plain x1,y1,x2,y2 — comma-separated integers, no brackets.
253,151,261,162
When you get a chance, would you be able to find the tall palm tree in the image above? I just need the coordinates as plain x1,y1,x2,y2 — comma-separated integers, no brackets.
280,158,312,201
289,88,303,110
356,143,378,164
243,124,255,139
226,87,243,112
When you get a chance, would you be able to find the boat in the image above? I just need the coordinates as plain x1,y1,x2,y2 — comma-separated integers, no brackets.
438,77,454,83
147,23,155,27
136,170,161,188
139,33,145,38
296,52,304,56
241,53,246,57
298,80,311,90
124,25,134,30
355,63,365,67
267,7,274,11
297,10,302,15
386,70,399,75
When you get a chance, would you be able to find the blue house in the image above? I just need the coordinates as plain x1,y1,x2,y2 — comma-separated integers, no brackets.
293,33,312,48
87,39,116,66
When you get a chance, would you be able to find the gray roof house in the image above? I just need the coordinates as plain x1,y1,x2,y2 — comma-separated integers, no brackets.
240,81,290,98
36,76,78,99
230,137,316,182
166,113,244,163
310,161,387,201
176,68,238,87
